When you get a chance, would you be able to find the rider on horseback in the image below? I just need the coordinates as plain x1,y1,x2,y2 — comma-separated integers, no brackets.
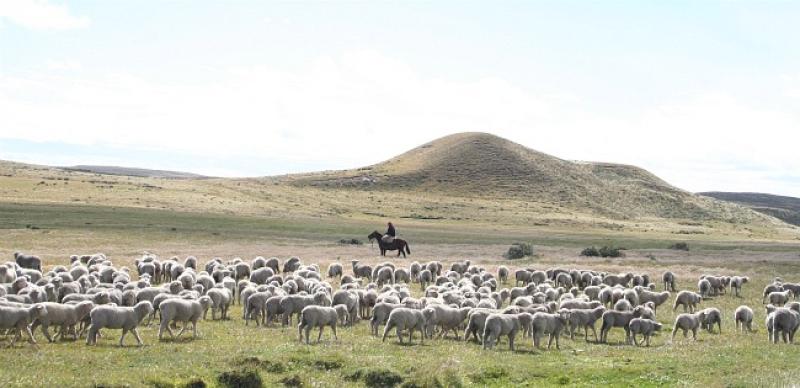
382,222,396,244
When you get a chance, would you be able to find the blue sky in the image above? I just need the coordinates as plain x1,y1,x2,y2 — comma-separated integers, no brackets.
1,1,799,195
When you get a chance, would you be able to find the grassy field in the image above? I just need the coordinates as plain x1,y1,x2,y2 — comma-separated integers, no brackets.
1,202,800,387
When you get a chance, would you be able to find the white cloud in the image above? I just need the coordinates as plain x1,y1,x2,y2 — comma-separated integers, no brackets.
0,0,89,30
0,51,798,196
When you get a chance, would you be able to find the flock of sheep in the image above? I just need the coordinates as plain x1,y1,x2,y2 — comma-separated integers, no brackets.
2,252,799,350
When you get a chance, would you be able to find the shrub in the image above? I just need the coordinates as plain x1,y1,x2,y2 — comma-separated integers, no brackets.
338,238,363,245
669,242,690,251
504,242,534,259
581,246,624,258
364,369,404,388
217,368,262,388
280,375,303,387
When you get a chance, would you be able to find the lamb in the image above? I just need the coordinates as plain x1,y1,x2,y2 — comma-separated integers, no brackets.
409,262,422,282
332,290,360,326
763,284,783,303
768,290,794,306
424,304,471,339
463,309,495,343
158,296,212,340
636,289,670,314
382,307,427,344
734,305,754,333
14,252,42,271
497,266,509,283
530,311,569,349
375,266,395,287
628,318,662,346
671,312,702,341
515,270,533,286
327,263,343,278
418,269,433,290
602,273,633,287
280,294,317,326
662,271,676,292
86,301,154,346
698,307,722,333
482,313,521,350
207,287,233,320
0,303,48,346
297,305,339,344
698,278,712,298
264,295,284,326
770,307,800,344
394,268,410,284
673,291,703,313
351,260,372,281
729,276,749,297
30,301,93,342
244,292,272,326
562,306,605,342
781,283,800,300
599,310,636,344
370,302,402,336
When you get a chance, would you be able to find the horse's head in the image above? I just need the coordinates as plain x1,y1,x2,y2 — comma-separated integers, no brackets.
367,231,381,241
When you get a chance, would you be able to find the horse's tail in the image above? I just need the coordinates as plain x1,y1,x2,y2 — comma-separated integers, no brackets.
405,242,411,255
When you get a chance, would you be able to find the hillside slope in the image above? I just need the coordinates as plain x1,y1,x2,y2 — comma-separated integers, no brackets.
700,192,800,226
290,132,762,221
65,165,207,179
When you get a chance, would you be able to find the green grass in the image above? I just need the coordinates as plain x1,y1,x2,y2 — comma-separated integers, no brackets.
1,202,800,387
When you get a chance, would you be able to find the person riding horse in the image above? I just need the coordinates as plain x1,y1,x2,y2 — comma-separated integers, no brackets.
382,222,396,244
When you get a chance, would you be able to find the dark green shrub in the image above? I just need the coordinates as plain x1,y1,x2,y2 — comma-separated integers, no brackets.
581,246,624,258
364,369,404,388
504,242,534,259
669,242,690,251
338,238,363,245
280,375,303,387
580,246,600,257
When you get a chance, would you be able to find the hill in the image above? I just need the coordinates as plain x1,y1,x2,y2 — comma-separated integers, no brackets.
64,165,207,179
289,132,764,221
700,192,800,226
0,133,795,241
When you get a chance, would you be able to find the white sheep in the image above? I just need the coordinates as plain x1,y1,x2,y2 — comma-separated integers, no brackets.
662,271,676,292
530,311,568,349
768,290,794,306
86,301,154,346
770,307,800,344
563,306,605,342
482,313,522,350
599,310,635,344
673,291,702,313
30,301,93,342
671,312,702,341
729,276,749,297
734,305,754,333
158,296,212,340
628,318,662,346
207,287,233,320
297,305,339,344
424,304,471,339
0,303,48,346
370,302,402,336
382,307,427,344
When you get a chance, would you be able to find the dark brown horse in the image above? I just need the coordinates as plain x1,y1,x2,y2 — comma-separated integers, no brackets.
368,231,411,258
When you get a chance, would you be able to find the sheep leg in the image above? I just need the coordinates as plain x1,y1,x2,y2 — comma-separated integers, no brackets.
175,322,188,338
509,333,515,351
119,329,128,346
396,327,403,344
332,324,338,340
42,323,54,343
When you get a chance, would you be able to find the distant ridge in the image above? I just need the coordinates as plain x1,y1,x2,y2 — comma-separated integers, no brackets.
700,192,800,226
289,132,759,221
64,165,207,179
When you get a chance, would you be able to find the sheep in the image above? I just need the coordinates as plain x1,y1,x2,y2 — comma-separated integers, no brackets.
562,306,605,342
30,301,93,342
382,307,427,344
0,264,17,283
351,260,372,281
463,308,495,343
497,266,509,283
662,271,676,292
671,312,702,341
283,257,301,274
734,305,754,333
450,260,471,275
264,295,284,326
332,290,360,326
86,301,154,346
409,262,422,282
763,283,783,303
375,266,395,287
394,268,411,284
633,304,656,321
614,299,633,312
424,304,471,339
530,311,569,349
768,290,793,306
698,278,712,298
781,283,800,300
729,276,749,297
244,292,272,326
698,307,722,333
770,307,800,344
419,269,433,290
158,296,212,340
515,270,533,286
636,289,670,314
207,288,232,320
555,272,573,289
482,313,522,350
297,305,339,344
0,303,48,346
673,291,703,313
628,318,662,346
14,252,42,271
603,273,633,287
370,302,402,336
599,310,636,344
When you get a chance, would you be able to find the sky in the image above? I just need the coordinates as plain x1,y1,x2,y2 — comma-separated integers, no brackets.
1,1,799,196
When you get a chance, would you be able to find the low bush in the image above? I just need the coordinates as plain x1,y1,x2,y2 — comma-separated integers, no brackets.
217,368,262,388
581,246,624,258
504,242,534,259
669,242,690,251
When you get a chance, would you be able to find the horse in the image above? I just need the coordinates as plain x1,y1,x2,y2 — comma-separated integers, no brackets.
368,231,411,258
